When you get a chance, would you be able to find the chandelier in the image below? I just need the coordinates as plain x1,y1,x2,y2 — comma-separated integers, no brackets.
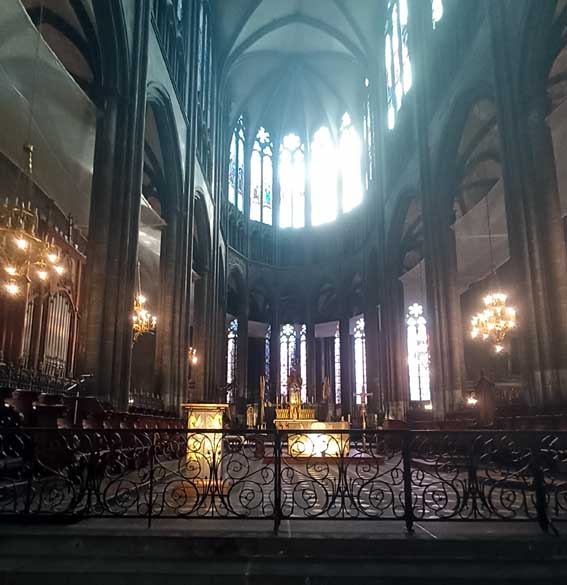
0,147,66,297
469,188,517,353
470,293,517,353
132,262,156,341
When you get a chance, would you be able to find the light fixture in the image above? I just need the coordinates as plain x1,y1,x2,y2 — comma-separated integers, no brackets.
0,3,67,299
0,146,67,297
467,394,478,406
4,281,19,296
132,262,156,341
15,237,28,250
470,293,517,353
469,194,517,353
189,346,198,365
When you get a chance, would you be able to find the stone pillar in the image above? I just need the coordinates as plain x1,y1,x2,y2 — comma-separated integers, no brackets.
77,1,150,410
385,278,410,420
306,322,316,403
155,212,184,412
339,317,352,418
364,305,380,415
270,298,280,403
487,0,567,406
237,293,249,404
408,0,464,419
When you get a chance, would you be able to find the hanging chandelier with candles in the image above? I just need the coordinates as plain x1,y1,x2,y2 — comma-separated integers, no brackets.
470,293,517,353
469,194,518,353
0,148,66,298
132,262,156,341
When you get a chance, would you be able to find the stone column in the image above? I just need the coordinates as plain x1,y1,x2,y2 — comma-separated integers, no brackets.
408,0,464,418
385,278,410,420
306,321,316,403
270,297,280,403
364,304,380,415
487,0,567,407
237,292,249,405
155,211,183,412
339,317,352,419
78,1,150,409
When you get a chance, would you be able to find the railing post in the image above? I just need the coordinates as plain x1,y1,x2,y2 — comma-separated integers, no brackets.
531,435,554,534
273,430,282,535
23,431,34,516
147,430,155,529
402,430,414,534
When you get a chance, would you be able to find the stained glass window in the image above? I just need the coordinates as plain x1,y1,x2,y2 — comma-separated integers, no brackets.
363,78,374,190
353,317,366,405
432,0,443,28
237,121,245,212
300,324,307,403
279,134,305,229
227,319,238,385
196,1,204,96
406,303,431,402
340,113,363,213
310,126,338,226
228,116,245,211
334,326,341,404
264,325,271,383
250,127,273,225
385,0,412,130
228,133,236,205
280,324,296,400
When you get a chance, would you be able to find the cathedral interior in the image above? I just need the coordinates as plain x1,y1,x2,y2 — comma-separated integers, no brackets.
2,0,567,581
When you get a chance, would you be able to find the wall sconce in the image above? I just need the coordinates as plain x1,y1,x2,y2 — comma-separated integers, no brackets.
189,346,198,365
467,393,478,406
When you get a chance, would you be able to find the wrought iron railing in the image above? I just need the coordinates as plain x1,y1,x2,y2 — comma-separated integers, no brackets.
0,429,565,533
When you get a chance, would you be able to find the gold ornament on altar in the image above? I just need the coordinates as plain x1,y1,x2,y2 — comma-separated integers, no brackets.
0,147,66,297
132,262,156,341
470,292,517,354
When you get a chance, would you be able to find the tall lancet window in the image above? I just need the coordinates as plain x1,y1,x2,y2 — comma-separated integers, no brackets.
228,115,245,211
228,133,236,205
237,118,245,211
334,326,341,404
264,325,271,383
353,317,366,405
432,0,444,28
300,324,307,402
227,319,238,385
385,0,412,129
311,126,338,226
363,78,374,190
280,324,297,400
279,133,305,228
406,303,431,402
340,113,363,213
250,127,273,225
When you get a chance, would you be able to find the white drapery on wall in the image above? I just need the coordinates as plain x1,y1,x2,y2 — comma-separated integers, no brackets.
453,178,510,293
549,98,567,218
400,259,426,309
0,0,96,230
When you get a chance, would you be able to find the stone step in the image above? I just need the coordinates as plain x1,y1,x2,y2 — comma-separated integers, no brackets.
0,525,566,584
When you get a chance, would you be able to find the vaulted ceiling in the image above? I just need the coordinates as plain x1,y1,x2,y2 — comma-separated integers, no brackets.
212,0,385,138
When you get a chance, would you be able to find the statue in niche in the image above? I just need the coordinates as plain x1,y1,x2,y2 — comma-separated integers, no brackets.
287,366,302,420
322,376,331,403
321,376,331,421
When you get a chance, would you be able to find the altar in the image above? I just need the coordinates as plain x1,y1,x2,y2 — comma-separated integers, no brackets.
274,371,350,458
